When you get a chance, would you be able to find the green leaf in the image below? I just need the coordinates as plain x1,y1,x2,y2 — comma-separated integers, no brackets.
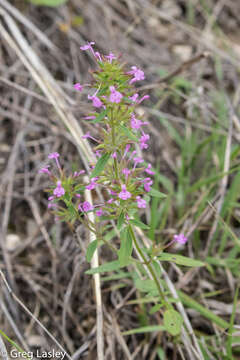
27,0,67,6
90,152,111,178
120,125,138,141
89,109,108,123
85,260,121,275
135,279,157,293
149,303,163,314
130,219,150,230
118,227,133,267
86,240,98,263
117,211,125,230
157,253,205,267
122,325,165,335
163,310,183,336
178,291,229,329
149,188,167,198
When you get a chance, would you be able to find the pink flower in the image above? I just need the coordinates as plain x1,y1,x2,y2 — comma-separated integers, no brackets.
119,185,131,200
82,131,99,142
96,208,103,216
138,95,150,104
82,201,94,212
84,115,96,120
130,114,143,130
133,156,144,169
39,166,51,175
122,168,131,178
123,144,131,159
88,94,103,108
105,52,116,63
143,178,153,192
48,152,61,169
127,66,145,84
129,93,139,102
94,51,102,61
48,152,59,159
131,114,148,130
139,133,150,150
144,164,154,175
109,86,123,104
80,41,95,54
136,196,147,209
112,151,117,159
95,150,101,158
86,177,99,190
53,181,65,198
73,170,85,177
74,83,83,91
173,234,188,245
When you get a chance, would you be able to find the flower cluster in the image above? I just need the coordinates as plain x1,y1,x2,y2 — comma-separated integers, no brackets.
39,42,187,245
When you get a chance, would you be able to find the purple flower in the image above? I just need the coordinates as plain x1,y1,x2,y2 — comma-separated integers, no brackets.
136,196,147,209
133,156,144,169
122,168,131,178
86,177,99,190
73,170,85,177
173,233,188,245
53,181,65,198
39,166,51,175
74,83,83,91
48,152,59,159
130,114,143,130
138,95,150,104
94,51,102,61
129,93,139,102
107,198,114,204
144,164,155,175
139,133,150,150
109,86,123,104
96,208,103,216
123,144,131,159
84,115,96,120
48,152,61,169
119,185,131,200
105,52,116,63
95,150,101,158
82,131,99,142
80,41,95,54
82,201,94,212
88,94,103,108
112,151,117,159
127,66,145,84
143,178,153,192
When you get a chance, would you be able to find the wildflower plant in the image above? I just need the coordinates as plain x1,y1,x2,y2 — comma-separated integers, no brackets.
40,41,205,338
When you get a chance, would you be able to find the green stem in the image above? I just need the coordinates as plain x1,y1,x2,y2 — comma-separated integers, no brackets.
110,107,119,179
128,225,170,309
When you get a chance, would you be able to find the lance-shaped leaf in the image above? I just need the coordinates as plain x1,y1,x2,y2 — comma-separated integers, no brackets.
148,188,167,198
90,152,111,178
85,260,122,275
157,253,205,267
86,240,98,263
118,227,133,267
27,0,67,6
